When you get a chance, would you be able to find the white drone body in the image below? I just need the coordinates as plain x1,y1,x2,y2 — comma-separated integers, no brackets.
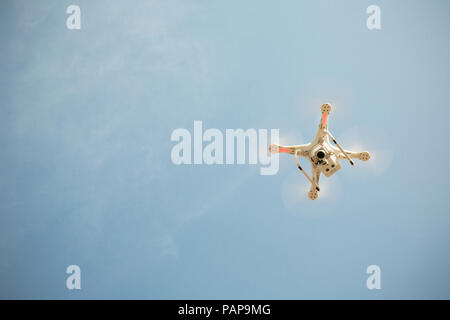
269,103,370,200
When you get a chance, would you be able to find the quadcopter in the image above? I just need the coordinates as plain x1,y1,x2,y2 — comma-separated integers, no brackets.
269,103,370,200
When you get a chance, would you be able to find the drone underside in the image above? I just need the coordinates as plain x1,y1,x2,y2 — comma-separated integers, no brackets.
269,103,370,200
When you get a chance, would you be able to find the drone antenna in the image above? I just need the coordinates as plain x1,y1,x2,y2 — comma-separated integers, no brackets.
294,151,320,191
326,130,354,166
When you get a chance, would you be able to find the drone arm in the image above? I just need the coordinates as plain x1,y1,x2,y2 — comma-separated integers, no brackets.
319,103,331,129
269,143,309,155
325,130,354,166
312,165,321,186
338,150,360,158
294,151,320,191
336,149,371,162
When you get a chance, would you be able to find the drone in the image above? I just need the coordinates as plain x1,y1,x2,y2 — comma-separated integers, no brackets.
269,103,370,200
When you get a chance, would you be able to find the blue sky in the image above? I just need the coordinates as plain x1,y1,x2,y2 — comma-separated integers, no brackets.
0,0,449,299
